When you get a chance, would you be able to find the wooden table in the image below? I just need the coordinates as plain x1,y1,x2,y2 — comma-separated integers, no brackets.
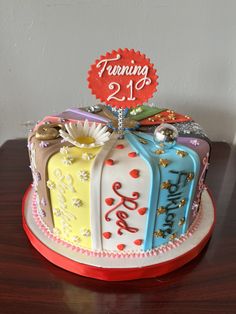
0,140,235,314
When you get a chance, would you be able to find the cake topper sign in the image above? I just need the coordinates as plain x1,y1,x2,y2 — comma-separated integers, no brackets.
88,48,158,109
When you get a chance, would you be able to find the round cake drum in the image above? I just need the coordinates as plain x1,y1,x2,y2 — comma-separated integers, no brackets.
22,185,215,281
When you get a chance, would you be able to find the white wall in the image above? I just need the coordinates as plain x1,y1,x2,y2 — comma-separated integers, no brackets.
0,0,236,145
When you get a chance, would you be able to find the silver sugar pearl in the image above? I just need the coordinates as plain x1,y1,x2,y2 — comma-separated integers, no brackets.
154,123,178,149
87,105,102,113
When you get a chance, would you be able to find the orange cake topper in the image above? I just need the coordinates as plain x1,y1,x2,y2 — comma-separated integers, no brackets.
88,48,158,109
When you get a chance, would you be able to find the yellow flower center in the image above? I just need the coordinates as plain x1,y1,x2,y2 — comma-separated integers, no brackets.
76,136,95,145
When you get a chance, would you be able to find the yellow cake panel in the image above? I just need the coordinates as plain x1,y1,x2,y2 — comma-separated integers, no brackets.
47,146,101,248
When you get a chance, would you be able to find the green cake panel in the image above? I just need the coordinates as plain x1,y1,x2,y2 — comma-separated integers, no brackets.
127,105,166,121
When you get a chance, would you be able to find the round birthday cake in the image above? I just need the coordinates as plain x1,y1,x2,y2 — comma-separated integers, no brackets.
23,49,215,281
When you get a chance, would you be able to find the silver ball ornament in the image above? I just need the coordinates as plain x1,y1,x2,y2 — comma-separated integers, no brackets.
87,104,102,113
153,123,178,149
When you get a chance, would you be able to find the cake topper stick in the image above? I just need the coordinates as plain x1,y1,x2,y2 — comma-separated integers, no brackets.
87,48,158,137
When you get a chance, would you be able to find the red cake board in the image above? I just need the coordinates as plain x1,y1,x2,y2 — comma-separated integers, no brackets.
22,185,216,281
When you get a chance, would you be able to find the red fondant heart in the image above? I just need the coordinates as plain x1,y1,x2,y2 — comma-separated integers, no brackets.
103,232,111,239
129,169,140,178
105,159,114,166
116,144,124,149
134,239,143,246
128,152,137,158
138,207,147,215
105,198,114,206
117,244,125,251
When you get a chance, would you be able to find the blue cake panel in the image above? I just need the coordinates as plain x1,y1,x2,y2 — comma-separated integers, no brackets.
125,131,200,251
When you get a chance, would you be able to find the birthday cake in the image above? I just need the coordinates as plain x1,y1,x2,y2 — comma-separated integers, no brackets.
23,49,215,281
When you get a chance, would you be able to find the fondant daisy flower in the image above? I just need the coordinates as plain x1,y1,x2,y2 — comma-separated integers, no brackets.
53,208,62,217
82,152,94,160
80,228,91,237
62,155,74,165
41,197,47,207
72,198,82,207
39,141,49,148
190,139,200,146
59,120,110,148
47,180,56,190
192,201,199,217
130,107,143,116
38,207,46,218
53,228,61,237
60,146,69,155
72,235,81,244
78,170,89,182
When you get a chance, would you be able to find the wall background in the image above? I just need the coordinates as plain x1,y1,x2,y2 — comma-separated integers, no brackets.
0,0,236,145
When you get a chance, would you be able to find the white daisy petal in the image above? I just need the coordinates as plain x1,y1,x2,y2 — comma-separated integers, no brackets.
72,123,80,138
72,140,79,146
92,123,102,138
83,119,90,136
70,124,79,138
98,131,111,141
65,123,76,139
78,122,84,135
88,122,96,137
76,122,83,137
59,130,72,142
59,129,67,137
96,125,108,139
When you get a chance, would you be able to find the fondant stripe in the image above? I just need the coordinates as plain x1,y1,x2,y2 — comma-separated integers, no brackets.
47,146,101,249
65,108,110,124
175,144,200,233
126,132,201,250
125,131,161,251
90,133,118,250
152,143,201,247
30,135,74,230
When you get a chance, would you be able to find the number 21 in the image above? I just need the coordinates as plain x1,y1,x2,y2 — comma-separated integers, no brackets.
107,80,136,102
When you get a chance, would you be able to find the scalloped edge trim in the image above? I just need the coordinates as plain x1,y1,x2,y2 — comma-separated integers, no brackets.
87,48,159,109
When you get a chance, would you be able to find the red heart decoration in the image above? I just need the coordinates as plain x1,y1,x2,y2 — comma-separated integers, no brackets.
103,232,111,239
105,198,114,206
128,152,137,158
134,239,143,246
138,207,147,215
129,169,140,178
117,244,125,251
105,159,114,166
116,144,124,150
